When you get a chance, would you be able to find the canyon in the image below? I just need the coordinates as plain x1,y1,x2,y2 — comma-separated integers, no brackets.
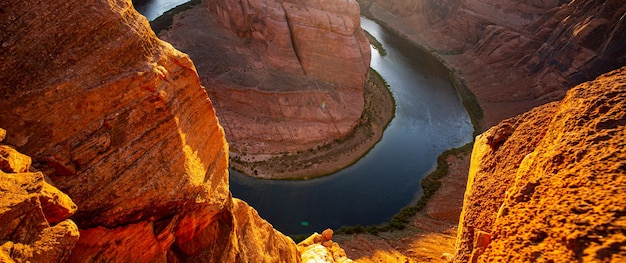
360,0,625,128
1,0,625,262
158,0,376,178
335,0,626,262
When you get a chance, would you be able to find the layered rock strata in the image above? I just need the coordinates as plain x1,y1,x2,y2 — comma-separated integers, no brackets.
205,0,371,88
456,67,626,262
362,0,625,127
0,0,301,261
161,0,371,165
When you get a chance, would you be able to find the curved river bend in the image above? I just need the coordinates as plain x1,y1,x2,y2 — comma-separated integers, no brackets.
136,1,474,235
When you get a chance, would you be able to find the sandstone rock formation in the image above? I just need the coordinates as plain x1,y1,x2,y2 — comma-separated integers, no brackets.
362,0,626,127
205,0,371,88
0,0,301,261
298,229,355,263
0,129,80,263
455,67,626,262
161,0,371,165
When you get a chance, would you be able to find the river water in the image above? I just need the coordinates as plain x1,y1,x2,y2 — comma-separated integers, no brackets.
136,1,473,235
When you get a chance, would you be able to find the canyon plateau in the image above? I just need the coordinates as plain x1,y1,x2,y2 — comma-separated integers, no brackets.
1,0,625,262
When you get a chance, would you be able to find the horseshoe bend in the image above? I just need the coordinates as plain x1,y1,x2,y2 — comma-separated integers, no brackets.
0,0,624,262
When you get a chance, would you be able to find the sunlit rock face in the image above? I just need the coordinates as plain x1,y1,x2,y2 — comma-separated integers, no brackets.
0,0,299,261
456,67,626,262
0,130,79,262
161,0,370,156
298,229,355,263
366,0,625,126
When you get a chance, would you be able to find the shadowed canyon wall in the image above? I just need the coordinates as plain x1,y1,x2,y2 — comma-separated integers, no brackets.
160,0,371,158
0,0,301,261
456,67,626,262
363,0,625,127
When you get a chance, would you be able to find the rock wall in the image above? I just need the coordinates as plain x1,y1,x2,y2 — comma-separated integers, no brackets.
204,0,371,88
0,0,300,261
161,0,371,161
455,67,626,262
364,0,625,127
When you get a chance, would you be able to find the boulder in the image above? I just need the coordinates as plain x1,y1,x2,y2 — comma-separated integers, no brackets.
0,139,79,262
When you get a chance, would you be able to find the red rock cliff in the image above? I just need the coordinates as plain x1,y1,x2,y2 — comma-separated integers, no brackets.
455,67,626,262
362,0,625,127
0,0,299,261
205,0,371,88
160,0,372,168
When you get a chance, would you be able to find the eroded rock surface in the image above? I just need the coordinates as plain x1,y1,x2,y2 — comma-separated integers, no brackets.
161,0,371,162
205,0,370,88
0,129,79,263
362,0,625,127
456,67,626,262
299,229,355,263
0,0,301,261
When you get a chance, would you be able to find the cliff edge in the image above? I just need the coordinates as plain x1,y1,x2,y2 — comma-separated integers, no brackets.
456,67,626,262
0,0,302,261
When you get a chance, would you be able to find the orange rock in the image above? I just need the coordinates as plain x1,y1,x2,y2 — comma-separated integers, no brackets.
68,222,166,262
456,67,626,262
298,231,355,262
0,0,229,229
322,228,334,241
455,100,558,263
0,0,301,261
0,141,79,262
0,145,32,173
39,181,78,224
169,199,300,262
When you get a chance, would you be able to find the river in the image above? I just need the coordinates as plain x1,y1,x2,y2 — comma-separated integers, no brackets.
135,1,473,235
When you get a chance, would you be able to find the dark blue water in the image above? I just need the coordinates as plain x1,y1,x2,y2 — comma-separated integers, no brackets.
133,0,189,20
137,2,473,235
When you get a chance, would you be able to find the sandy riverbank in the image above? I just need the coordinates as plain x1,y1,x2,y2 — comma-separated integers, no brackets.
230,70,395,179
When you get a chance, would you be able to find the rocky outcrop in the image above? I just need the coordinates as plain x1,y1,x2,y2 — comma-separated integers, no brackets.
363,0,625,127
298,229,355,263
0,129,80,263
161,0,371,164
0,0,301,261
455,67,626,262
